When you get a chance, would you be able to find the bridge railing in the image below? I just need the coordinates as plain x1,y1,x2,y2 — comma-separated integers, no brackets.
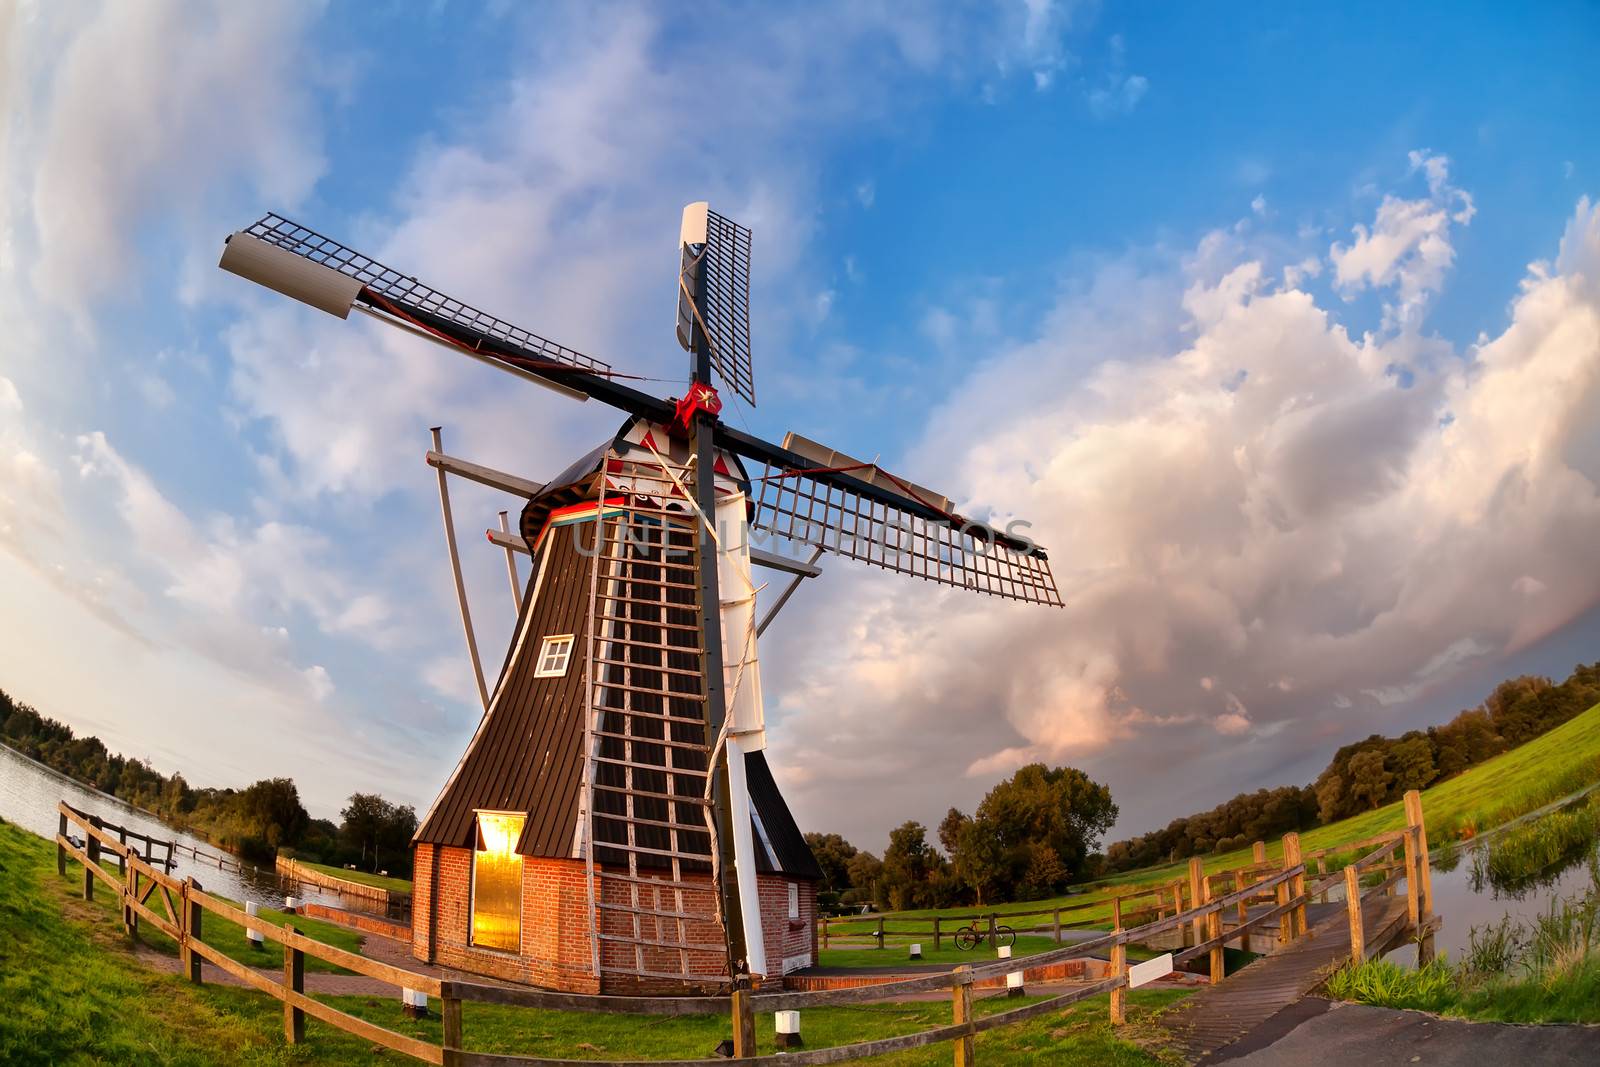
56,792,1434,1064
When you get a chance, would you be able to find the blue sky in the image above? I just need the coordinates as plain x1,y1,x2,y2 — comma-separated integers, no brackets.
2,1,1598,848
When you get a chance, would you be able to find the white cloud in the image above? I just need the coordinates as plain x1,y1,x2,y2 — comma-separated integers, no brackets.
1329,150,1476,328
0,375,20,412
16,1,329,322
856,181,876,208
768,182,1600,838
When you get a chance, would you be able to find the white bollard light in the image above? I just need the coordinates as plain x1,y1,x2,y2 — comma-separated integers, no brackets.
245,901,264,947
402,988,430,1018
775,1009,802,1049
997,944,1012,960
909,943,922,960
284,895,300,913
1007,970,1025,997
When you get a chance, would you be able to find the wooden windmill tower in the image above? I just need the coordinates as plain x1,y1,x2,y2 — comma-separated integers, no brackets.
217,206,1063,994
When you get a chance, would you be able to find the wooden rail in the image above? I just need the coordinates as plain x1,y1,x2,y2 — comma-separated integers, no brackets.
57,794,1436,1063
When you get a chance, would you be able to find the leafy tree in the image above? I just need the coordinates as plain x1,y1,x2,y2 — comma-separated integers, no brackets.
938,807,970,856
1346,749,1393,810
843,850,882,907
802,832,858,895
952,764,1117,899
880,821,939,911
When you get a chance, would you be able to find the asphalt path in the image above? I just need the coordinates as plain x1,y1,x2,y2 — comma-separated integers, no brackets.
1214,997,1599,1065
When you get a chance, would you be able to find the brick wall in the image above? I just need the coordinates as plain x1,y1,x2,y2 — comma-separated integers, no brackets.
412,842,818,993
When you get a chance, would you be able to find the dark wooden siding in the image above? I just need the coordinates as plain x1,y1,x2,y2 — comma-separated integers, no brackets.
415,517,596,856
746,751,822,880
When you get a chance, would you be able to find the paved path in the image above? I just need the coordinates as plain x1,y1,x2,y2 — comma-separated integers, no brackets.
1215,998,1599,1065
1157,892,1410,1062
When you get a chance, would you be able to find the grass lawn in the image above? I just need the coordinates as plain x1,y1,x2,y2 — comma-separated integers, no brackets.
2,815,1189,1064
831,699,1600,935
288,857,412,895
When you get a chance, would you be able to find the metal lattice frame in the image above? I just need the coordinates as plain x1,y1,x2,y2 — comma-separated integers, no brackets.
746,463,1064,606
697,210,755,406
239,214,610,374
579,450,730,986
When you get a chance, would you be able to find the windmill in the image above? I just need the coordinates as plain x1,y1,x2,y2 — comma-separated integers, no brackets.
217,206,1062,993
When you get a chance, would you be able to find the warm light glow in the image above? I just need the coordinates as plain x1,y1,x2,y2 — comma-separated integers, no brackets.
471,811,525,951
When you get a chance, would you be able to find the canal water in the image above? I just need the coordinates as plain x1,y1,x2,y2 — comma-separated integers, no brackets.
0,742,364,912
1385,796,1599,966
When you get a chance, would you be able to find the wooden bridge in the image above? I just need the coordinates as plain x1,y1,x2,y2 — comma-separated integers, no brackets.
54,792,1437,1065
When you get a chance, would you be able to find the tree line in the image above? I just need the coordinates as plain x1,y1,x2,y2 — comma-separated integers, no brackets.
1102,662,1600,873
0,688,417,876
805,763,1119,912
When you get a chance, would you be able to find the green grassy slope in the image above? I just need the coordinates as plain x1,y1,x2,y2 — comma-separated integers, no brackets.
0,817,1186,1065
289,856,412,894
834,699,1600,934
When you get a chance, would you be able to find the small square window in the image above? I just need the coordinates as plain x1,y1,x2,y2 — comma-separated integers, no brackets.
534,635,574,677
787,882,800,920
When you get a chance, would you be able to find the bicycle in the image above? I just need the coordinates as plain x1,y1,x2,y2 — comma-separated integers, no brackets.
953,921,1016,951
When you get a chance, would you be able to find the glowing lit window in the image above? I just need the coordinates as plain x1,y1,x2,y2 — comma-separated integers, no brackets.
471,811,525,952
534,635,574,677
788,882,800,920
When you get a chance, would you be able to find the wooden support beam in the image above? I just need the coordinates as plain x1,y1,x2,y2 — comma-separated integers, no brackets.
951,966,975,1067
185,878,205,983
1110,897,1126,1025
1188,857,1205,949
431,428,489,711
731,988,756,1058
1344,866,1364,964
1284,832,1307,940
1204,880,1224,984
284,924,306,1043
425,448,544,498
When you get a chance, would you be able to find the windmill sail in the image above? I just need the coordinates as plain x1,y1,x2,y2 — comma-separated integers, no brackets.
224,214,610,375
733,432,1064,607
677,203,756,407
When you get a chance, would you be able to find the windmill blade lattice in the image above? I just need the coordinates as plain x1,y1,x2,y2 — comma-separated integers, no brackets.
745,460,1065,606
678,209,755,406
240,214,610,375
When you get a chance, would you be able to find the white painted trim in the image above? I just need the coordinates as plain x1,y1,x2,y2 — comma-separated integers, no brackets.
726,734,768,978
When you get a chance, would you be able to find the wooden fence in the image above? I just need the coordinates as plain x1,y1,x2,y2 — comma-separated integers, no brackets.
57,795,1434,1065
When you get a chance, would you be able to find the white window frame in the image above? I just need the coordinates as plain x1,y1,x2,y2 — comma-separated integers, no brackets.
787,881,800,920
534,634,575,678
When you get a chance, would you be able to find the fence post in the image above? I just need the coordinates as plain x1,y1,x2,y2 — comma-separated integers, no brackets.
1402,826,1421,931
876,916,885,949
117,827,128,877
283,924,305,1043
1109,897,1126,1025
987,913,997,950
933,915,941,951
1403,789,1435,964
952,965,975,1067
1276,836,1294,944
442,983,464,1061
123,860,137,939
1187,858,1204,950
1204,879,1223,984
1343,866,1364,964
1252,840,1266,866
1403,790,1433,919
186,878,204,984
1053,907,1062,944
731,986,755,1058
1284,832,1306,940
1172,882,1187,947
57,811,68,876
1316,856,1328,903
83,831,98,901
822,917,829,950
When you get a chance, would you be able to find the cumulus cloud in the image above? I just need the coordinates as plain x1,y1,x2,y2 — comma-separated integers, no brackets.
1330,150,1476,328
766,181,1600,838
